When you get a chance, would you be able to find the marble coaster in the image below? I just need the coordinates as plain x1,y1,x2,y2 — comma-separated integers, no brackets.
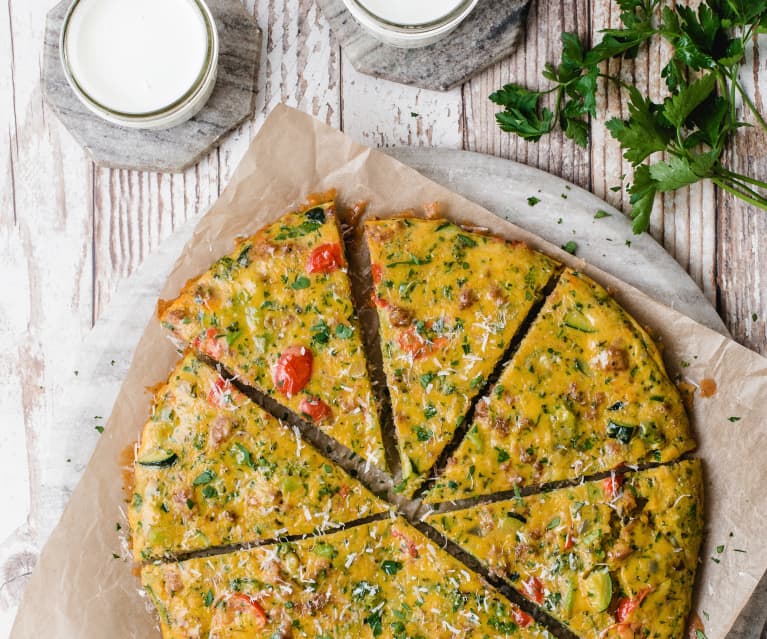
42,0,262,173
316,0,531,91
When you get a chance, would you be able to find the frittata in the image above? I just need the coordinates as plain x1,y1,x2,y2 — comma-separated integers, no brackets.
158,201,386,470
365,217,559,495
132,201,706,639
130,352,388,560
427,460,704,639
142,517,552,639
427,269,696,503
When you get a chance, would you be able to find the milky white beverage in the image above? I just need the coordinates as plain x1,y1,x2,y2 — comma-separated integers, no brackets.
357,0,466,25
65,0,210,115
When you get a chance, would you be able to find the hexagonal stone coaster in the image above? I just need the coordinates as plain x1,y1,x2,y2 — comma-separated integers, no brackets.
43,0,262,172
316,0,531,92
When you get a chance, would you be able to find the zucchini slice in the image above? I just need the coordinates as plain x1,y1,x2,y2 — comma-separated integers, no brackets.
563,309,597,333
137,448,178,468
583,568,613,612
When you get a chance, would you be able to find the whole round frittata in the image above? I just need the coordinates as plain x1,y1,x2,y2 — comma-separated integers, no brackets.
130,197,704,639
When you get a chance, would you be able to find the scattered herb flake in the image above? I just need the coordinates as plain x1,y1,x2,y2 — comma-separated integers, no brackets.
594,209,611,219
527,196,541,206
381,560,403,575
193,470,215,485
562,241,578,255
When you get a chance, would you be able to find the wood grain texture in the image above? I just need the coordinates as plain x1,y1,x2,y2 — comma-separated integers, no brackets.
0,0,94,629
718,34,767,352
2,0,766,635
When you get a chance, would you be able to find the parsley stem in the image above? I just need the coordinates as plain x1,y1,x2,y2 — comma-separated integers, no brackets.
722,178,767,206
733,79,767,134
714,179,767,211
719,170,767,192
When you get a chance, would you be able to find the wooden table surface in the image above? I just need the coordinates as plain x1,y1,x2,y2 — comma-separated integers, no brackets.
1,0,766,634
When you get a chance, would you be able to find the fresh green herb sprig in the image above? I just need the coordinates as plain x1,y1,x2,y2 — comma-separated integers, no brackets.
490,0,767,233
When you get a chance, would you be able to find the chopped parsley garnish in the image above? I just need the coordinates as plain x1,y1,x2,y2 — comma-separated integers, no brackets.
335,324,354,339
381,560,403,575
193,470,215,485
291,275,311,290
562,241,578,255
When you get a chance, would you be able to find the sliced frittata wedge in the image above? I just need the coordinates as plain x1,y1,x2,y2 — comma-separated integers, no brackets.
158,200,386,470
129,352,388,560
142,516,552,639
427,269,695,503
365,217,559,495
427,460,704,639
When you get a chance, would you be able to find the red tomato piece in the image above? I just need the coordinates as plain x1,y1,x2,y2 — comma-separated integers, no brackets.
193,327,227,360
511,607,534,628
603,472,625,500
397,327,448,360
211,593,268,634
392,527,419,558
371,263,383,285
521,576,544,605
306,243,345,274
272,346,313,398
299,396,332,422
564,529,575,550
207,376,233,408
615,588,652,623
371,291,389,309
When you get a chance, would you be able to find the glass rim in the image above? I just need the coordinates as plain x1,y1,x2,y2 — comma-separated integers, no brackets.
345,0,478,32
60,0,218,121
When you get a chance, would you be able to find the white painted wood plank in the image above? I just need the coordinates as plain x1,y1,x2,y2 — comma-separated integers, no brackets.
340,56,463,150
463,0,592,188
0,0,95,629
217,0,343,187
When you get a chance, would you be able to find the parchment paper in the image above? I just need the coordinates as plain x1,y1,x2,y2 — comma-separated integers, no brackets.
11,104,767,639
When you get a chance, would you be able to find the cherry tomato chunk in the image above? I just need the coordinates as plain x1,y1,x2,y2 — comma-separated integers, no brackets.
272,346,313,397
616,588,652,622
211,593,268,635
193,327,227,360
397,327,448,360
371,263,383,285
521,576,544,604
299,396,332,422
603,472,625,500
307,243,345,274
207,376,233,408
511,607,534,628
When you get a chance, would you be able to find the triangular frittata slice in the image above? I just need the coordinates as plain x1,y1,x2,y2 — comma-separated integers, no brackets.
142,517,553,639
129,352,388,560
159,200,386,470
365,217,559,494
427,460,704,639
427,269,695,502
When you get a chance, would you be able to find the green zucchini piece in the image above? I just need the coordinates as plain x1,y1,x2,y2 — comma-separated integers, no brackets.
137,449,178,468
584,568,613,612
563,309,597,333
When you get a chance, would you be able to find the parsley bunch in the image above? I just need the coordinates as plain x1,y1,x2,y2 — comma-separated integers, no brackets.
490,0,767,233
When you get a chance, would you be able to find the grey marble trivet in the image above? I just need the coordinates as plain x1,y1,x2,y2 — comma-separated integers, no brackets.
316,0,530,91
42,0,262,172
